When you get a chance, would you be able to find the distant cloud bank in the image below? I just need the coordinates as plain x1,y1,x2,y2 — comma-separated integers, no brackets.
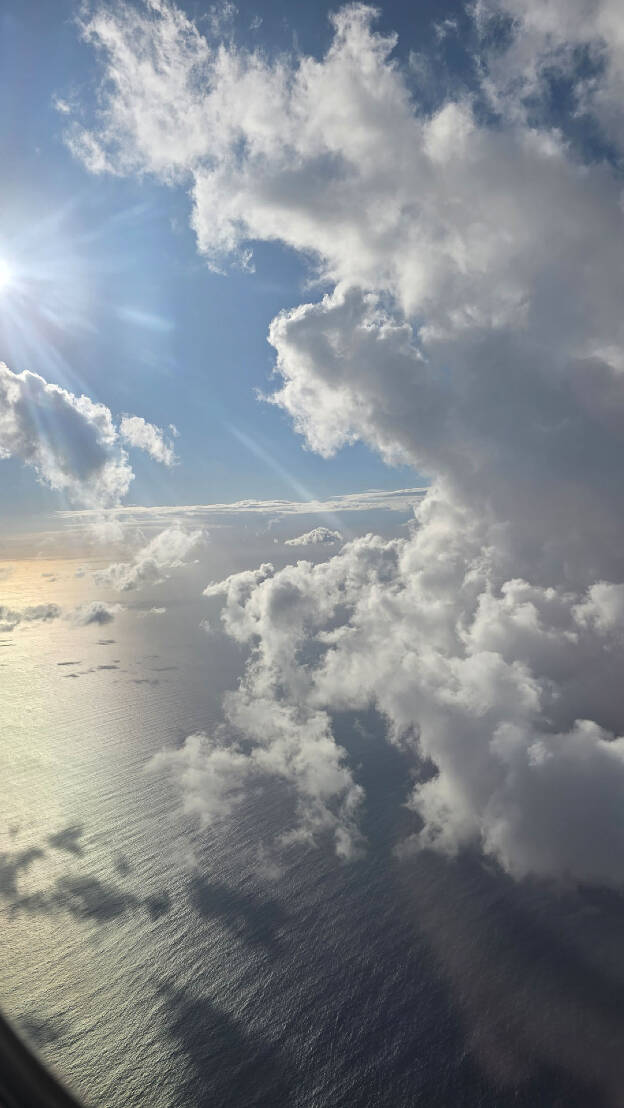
57,486,427,523
0,603,61,633
0,599,123,630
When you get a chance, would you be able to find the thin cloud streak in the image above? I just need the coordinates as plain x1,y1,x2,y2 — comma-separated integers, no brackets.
57,486,428,523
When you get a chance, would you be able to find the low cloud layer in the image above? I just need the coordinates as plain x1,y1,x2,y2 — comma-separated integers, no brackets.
0,599,124,631
72,0,624,884
198,523,624,882
94,525,204,591
0,603,61,633
0,363,177,507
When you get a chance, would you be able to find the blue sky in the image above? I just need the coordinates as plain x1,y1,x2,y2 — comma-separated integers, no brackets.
0,0,473,525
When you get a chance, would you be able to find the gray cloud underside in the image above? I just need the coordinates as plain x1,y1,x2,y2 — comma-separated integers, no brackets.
72,0,624,883
70,601,123,626
0,363,177,508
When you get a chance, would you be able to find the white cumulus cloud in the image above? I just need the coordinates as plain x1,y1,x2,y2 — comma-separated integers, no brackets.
95,525,205,591
0,363,132,507
119,415,177,467
70,600,123,626
70,0,624,884
284,527,343,547
0,362,180,507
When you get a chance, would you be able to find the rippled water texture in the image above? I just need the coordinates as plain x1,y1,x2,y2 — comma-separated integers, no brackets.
2,558,624,1107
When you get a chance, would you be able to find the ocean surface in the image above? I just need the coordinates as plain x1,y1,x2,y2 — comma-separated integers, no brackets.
2,556,624,1107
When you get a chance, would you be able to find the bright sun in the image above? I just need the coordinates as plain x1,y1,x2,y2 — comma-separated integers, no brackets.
0,258,12,292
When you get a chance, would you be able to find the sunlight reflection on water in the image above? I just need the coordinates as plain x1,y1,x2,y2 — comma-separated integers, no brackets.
1,560,624,1107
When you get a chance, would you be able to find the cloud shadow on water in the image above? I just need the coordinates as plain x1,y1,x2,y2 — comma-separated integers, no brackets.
398,850,624,1107
0,848,45,898
16,872,173,927
190,877,288,958
144,892,172,921
18,1013,69,1050
1,834,172,928
47,825,85,857
158,982,294,1108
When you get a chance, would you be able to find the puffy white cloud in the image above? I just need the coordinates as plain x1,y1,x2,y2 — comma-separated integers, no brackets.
69,2,624,337
475,0,624,151
200,511,624,884
0,603,61,633
119,415,177,467
95,524,204,590
203,562,275,639
284,527,343,547
70,600,123,626
72,1,624,882
0,363,180,507
148,707,363,859
147,733,256,826
0,363,132,507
